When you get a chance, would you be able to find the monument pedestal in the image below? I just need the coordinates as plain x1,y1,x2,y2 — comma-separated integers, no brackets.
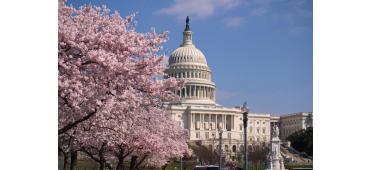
266,125,287,170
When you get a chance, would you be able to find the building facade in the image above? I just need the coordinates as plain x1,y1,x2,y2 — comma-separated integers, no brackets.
279,112,313,140
164,18,312,157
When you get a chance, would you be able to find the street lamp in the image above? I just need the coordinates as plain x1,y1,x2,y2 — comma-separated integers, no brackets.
218,125,223,170
242,102,249,170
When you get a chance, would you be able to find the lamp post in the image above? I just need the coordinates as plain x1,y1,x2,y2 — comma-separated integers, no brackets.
218,126,223,170
242,102,249,170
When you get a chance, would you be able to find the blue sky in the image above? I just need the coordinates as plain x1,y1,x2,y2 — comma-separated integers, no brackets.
66,0,312,115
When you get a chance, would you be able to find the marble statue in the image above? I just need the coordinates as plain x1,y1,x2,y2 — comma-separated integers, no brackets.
272,124,279,138
266,124,286,170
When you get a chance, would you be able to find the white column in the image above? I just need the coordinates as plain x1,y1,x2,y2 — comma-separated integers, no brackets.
200,87,202,98
190,85,192,97
232,115,234,130
192,85,194,97
209,87,211,99
186,86,189,98
200,86,202,98
208,114,211,125
224,114,226,130
190,113,193,129
205,87,207,99
202,113,204,130
215,114,218,130
211,88,214,100
202,87,205,98
206,87,208,99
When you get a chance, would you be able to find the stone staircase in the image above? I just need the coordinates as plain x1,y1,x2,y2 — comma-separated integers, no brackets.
280,145,312,165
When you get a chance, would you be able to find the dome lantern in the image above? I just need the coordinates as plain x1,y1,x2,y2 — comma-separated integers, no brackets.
182,16,194,47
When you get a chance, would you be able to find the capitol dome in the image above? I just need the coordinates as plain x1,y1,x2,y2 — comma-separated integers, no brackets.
169,46,208,65
166,16,216,105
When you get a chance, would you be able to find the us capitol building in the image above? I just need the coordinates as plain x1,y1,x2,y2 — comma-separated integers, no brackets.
163,17,312,158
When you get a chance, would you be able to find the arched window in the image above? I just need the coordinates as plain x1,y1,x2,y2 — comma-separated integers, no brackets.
239,145,244,152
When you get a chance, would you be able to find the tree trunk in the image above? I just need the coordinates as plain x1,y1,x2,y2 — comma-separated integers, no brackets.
63,154,68,170
70,150,78,170
135,155,148,169
129,156,138,170
116,156,125,170
99,161,106,170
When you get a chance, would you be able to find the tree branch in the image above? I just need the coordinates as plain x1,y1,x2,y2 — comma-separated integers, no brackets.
58,108,97,135
81,147,100,162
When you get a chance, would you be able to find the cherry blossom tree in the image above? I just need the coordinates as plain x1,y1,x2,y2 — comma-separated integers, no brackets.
58,1,190,169
74,107,191,170
59,0,176,135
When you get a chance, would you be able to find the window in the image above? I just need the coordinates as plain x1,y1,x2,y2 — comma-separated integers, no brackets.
204,122,208,129
240,124,243,131
257,128,260,134
205,132,209,139
263,128,266,134
249,127,253,133
257,121,259,125
263,121,265,125
196,132,200,138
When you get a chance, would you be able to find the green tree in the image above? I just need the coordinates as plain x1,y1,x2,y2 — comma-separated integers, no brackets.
287,127,313,156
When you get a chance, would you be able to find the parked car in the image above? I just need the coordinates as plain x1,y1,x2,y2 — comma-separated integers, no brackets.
193,165,219,170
